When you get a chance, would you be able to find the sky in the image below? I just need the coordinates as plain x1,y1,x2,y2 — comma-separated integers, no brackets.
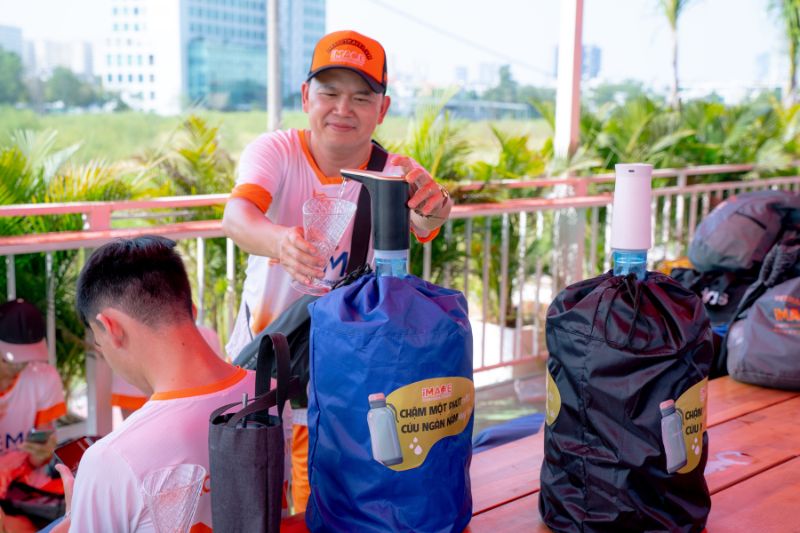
0,0,787,93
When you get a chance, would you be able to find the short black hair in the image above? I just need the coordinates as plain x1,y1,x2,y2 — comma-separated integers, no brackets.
76,236,193,328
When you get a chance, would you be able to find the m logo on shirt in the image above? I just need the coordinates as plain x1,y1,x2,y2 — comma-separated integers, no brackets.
326,251,349,278
4,431,24,451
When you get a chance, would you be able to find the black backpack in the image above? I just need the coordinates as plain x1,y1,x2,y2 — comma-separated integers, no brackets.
688,190,800,273
232,142,387,407
719,230,800,384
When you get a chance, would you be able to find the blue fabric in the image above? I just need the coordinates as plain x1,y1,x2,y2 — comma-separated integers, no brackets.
471,413,545,454
38,516,64,533
305,274,474,533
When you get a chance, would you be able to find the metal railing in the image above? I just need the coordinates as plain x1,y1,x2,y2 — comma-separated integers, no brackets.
3,165,800,393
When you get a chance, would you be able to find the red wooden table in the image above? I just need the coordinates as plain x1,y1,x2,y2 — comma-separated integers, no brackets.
282,377,800,532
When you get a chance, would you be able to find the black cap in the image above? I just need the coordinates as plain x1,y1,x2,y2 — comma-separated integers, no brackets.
0,299,45,345
0,299,49,363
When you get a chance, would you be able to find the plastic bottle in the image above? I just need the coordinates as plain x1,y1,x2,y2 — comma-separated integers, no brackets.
374,250,408,278
367,393,403,466
660,399,688,473
610,164,653,281
613,249,648,280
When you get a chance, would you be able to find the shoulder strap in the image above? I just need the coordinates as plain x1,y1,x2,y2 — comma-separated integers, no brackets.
346,141,387,274
255,334,290,416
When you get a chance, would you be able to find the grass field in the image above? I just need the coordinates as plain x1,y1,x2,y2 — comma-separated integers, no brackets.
0,106,550,165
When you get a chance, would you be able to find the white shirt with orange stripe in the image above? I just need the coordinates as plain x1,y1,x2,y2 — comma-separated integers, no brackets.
225,128,434,359
111,325,226,412
68,367,255,533
0,361,66,452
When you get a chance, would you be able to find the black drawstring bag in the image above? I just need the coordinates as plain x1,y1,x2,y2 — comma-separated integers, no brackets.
209,333,299,533
539,272,713,533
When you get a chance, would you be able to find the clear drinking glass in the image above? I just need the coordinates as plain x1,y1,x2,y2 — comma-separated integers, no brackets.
142,464,206,533
290,196,357,296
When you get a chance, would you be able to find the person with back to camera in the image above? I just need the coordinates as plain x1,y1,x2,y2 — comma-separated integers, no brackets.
221,29,454,513
52,236,255,532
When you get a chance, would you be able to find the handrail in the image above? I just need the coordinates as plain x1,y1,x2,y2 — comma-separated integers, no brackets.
2,172,798,254
0,194,228,218
0,220,223,255
453,162,772,191
0,196,615,253
0,163,786,223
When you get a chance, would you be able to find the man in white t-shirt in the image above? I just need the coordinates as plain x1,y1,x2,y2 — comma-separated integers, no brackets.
221,29,453,512
53,236,255,532
111,321,226,417
0,299,66,530
0,299,66,464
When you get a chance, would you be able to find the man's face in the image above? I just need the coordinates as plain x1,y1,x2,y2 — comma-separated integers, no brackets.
301,69,390,153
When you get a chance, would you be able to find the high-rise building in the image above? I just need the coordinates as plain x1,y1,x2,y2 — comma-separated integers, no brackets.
0,25,23,58
100,0,325,115
280,0,325,106
26,40,94,79
552,44,602,80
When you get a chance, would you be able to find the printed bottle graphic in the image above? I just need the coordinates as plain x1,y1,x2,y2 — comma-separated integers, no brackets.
367,393,403,467
660,399,688,473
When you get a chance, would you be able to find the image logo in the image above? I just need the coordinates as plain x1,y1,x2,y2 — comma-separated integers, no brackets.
331,49,366,66
421,383,453,402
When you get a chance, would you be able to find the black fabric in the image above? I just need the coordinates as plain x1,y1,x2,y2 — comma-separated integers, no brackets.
670,267,757,327
688,190,800,273
209,333,300,533
0,299,46,344
0,482,64,528
346,143,386,274
539,271,713,533
233,142,387,408
719,231,800,383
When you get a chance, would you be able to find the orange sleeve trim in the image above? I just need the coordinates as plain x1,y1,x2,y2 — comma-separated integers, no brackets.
189,523,213,533
298,130,370,185
34,402,67,426
151,367,247,401
230,183,273,213
412,226,440,244
111,393,147,411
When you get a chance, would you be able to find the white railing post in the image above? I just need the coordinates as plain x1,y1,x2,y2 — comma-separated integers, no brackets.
45,253,56,367
226,238,236,339
5,255,15,301
82,203,113,436
85,351,113,436
196,237,205,325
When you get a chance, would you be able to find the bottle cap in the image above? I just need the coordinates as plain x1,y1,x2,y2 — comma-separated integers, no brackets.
368,393,386,403
611,163,653,251
659,399,675,415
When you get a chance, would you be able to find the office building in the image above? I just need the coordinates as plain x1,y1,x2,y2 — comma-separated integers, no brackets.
99,0,324,114
0,25,23,58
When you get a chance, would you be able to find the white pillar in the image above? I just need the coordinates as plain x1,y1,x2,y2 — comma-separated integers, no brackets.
85,353,113,436
267,0,281,132
552,0,585,285
554,0,584,159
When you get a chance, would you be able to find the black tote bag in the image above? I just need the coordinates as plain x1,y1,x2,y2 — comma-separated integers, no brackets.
209,333,298,533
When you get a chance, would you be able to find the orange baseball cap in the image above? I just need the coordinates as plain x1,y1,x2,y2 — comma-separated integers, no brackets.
307,30,388,93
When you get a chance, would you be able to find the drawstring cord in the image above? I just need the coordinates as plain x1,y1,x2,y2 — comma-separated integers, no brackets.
603,273,643,349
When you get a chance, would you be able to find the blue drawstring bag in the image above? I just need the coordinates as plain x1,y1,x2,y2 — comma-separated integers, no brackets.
305,274,474,533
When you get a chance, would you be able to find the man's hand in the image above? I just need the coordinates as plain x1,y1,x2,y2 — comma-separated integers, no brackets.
277,226,326,285
20,432,57,468
390,155,452,233
52,464,75,532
